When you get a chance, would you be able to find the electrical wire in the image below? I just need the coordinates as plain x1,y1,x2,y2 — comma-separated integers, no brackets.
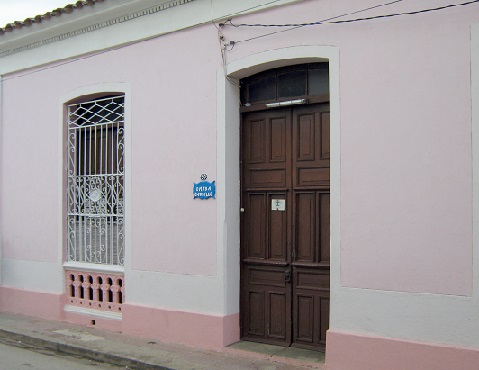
219,0,404,45
219,0,479,47
2,0,478,82
224,0,404,27
224,0,479,28
210,0,240,87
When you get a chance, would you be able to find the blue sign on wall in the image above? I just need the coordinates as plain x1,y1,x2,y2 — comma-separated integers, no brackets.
193,180,216,199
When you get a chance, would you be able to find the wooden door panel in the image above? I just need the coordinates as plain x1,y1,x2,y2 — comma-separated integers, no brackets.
248,267,286,287
291,105,330,352
296,295,314,342
296,192,316,262
241,103,329,351
319,193,330,264
294,191,330,265
293,267,330,351
297,113,316,161
245,193,267,259
243,192,288,262
295,269,330,291
269,292,287,339
296,167,330,188
270,117,287,162
269,193,288,261
293,106,330,190
249,169,287,189
247,290,265,336
242,266,291,345
243,109,291,191
249,118,266,163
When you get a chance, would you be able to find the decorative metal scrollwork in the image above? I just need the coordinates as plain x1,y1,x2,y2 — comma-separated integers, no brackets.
66,96,125,266
89,188,103,202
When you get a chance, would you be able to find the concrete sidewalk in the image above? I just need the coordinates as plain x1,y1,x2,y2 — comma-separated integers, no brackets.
0,312,326,369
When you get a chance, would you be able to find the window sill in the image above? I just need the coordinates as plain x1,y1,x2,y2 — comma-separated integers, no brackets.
64,305,122,320
63,261,124,274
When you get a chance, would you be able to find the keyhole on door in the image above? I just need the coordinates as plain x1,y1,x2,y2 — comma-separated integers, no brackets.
285,270,291,283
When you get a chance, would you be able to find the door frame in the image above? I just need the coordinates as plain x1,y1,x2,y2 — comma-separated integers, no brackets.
215,45,340,346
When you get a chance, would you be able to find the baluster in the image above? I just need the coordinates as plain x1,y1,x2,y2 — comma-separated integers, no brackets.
73,273,82,299
92,275,101,302
81,274,92,300
111,278,120,303
101,277,111,304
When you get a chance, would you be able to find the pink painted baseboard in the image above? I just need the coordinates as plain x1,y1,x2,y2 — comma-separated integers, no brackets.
121,303,240,349
0,287,240,349
222,311,240,346
0,286,63,321
326,330,479,370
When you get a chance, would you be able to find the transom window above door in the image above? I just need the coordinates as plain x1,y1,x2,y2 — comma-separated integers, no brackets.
240,63,329,111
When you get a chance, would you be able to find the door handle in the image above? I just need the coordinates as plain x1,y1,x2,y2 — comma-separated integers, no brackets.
284,270,291,283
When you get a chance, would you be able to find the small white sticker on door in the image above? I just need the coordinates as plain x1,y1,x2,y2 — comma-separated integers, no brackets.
271,199,286,211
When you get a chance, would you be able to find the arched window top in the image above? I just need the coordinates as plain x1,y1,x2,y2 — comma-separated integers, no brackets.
67,95,124,128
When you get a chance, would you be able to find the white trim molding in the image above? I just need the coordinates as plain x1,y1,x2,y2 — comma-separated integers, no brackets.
0,76,3,286
0,0,304,76
58,82,132,289
471,20,479,303
64,304,122,320
217,44,341,316
63,262,124,274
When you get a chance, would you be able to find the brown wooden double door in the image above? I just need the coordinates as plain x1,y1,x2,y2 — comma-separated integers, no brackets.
240,103,330,351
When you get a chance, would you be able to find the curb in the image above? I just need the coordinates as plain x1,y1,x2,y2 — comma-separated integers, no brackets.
0,328,172,370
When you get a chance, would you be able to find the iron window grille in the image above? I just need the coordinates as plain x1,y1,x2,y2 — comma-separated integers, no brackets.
66,95,125,266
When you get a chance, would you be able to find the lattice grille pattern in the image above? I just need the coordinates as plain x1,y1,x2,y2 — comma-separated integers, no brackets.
68,96,124,127
67,96,125,266
66,271,124,312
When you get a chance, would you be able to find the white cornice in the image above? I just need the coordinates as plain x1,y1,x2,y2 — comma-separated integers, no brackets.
0,0,194,59
0,0,303,76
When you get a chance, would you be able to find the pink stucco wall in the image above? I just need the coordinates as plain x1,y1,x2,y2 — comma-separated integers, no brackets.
327,330,479,370
222,1,476,295
1,90,61,262
1,0,478,358
338,13,473,295
1,25,222,276
122,304,239,349
0,287,63,321
2,0,475,290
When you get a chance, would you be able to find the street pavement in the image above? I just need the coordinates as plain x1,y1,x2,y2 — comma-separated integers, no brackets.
0,311,326,369
0,338,122,369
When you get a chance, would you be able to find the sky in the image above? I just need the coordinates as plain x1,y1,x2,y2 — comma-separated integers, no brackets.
0,0,69,27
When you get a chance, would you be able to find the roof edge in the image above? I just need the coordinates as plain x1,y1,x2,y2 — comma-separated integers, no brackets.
0,1,103,35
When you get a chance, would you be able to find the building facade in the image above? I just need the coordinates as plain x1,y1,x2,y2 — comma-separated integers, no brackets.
1,0,479,368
